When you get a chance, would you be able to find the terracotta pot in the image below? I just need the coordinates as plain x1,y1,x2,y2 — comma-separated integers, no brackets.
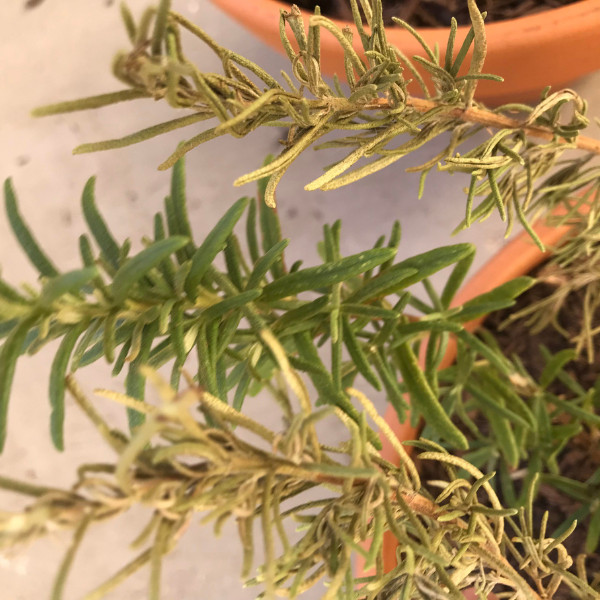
363,216,574,576
209,0,600,105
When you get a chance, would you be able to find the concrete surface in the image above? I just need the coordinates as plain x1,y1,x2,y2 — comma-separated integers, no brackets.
0,1,599,599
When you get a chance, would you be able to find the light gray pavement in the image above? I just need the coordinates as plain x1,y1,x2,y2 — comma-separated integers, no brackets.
1,1,599,599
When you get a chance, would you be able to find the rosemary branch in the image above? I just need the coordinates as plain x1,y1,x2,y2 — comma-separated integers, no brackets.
33,0,600,237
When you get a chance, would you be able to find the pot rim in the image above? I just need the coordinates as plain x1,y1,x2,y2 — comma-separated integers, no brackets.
210,0,600,37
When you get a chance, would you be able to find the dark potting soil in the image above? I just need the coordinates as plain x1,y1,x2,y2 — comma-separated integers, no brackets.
291,0,582,27
418,272,600,597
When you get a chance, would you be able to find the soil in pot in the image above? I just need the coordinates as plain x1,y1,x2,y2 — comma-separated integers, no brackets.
418,264,600,598
292,0,582,27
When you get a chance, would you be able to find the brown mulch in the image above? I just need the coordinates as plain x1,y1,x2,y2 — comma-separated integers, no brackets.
291,0,582,27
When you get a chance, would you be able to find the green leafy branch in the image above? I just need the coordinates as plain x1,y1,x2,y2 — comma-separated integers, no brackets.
1,155,532,454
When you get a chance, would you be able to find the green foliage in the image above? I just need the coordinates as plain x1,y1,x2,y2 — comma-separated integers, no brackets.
1,157,529,453
428,331,600,554
2,1,600,598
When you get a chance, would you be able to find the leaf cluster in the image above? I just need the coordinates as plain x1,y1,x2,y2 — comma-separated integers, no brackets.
1,373,596,600
34,0,599,243
424,328,600,555
1,155,532,455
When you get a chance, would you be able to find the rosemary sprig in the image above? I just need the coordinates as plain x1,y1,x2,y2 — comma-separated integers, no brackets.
34,0,600,243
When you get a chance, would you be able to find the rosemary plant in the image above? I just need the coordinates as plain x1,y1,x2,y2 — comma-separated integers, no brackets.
2,0,600,598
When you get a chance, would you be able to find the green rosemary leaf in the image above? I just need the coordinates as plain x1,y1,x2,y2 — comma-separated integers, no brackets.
451,277,534,321
153,214,177,289
202,290,261,322
541,474,591,503
0,319,18,340
169,302,186,367
224,235,245,290
82,177,121,271
342,317,380,391
483,407,520,468
112,338,132,377
412,56,455,89
586,508,600,554
126,320,158,430
74,114,211,155
381,221,401,271
538,349,576,390
548,395,600,428
103,312,118,364
4,179,59,278
49,323,87,451
79,321,134,369
216,312,243,359
487,169,506,221
70,319,102,372
351,244,475,305
257,167,286,278
273,296,329,331
474,368,536,430
120,3,136,43
196,323,217,397
0,317,37,451
463,0,487,106
112,237,188,304
464,174,478,227
449,24,475,78
151,0,170,56
78,234,95,267
455,73,503,82
32,89,150,117
184,198,248,300
0,280,28,308
395,342,467,450
390,18,436,64
216,355,228,403
262,248,395,301
233,367,252,412
246,240,289,290
467,380,531,431
293,332,370,436
440,250,476,309
456,329,511,375
169,157,194,262
39,267,98,307
444,17,457,73
246,198,259,264
146,337,175,369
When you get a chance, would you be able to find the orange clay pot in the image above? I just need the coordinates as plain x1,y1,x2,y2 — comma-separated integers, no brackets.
209,0,600,105
359,216,574,578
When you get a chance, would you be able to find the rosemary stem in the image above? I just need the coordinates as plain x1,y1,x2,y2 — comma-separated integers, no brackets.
368,97,600,155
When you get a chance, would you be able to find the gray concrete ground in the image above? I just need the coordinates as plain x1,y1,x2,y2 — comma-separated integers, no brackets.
1,1,599,599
